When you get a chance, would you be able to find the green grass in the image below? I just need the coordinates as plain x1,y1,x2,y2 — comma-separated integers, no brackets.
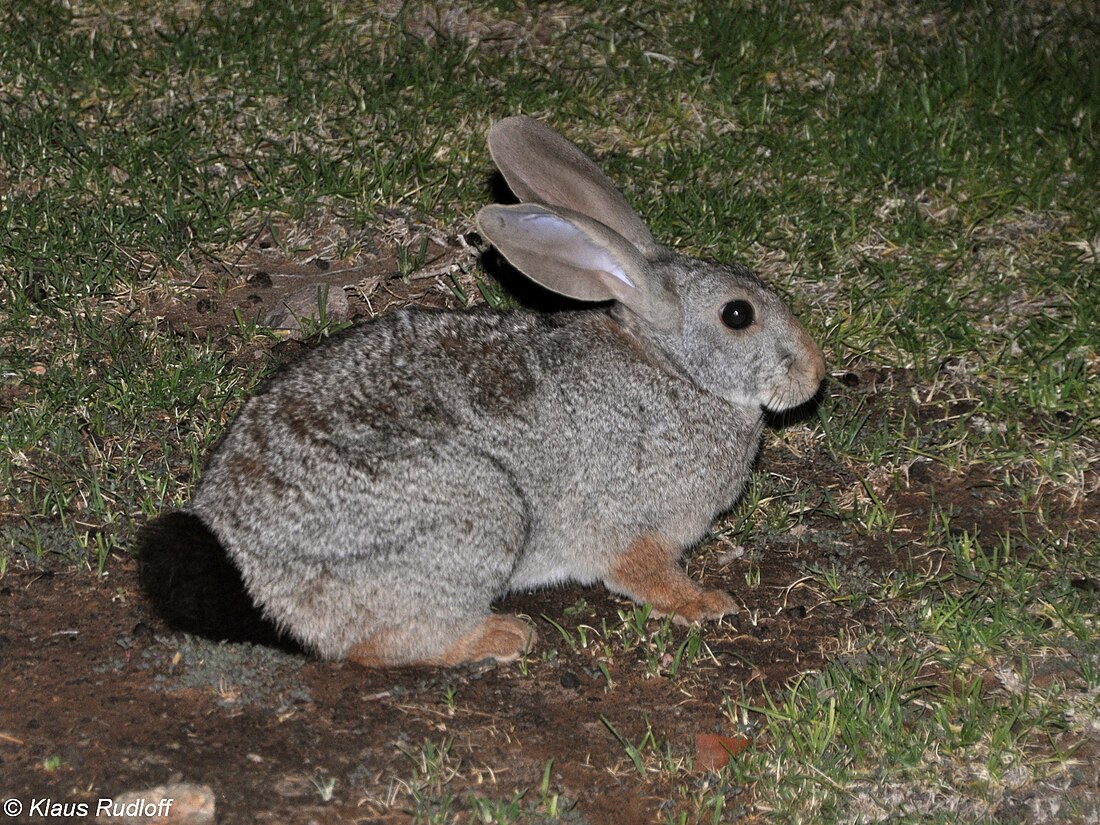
719,523,1100,823
2,0,1098,821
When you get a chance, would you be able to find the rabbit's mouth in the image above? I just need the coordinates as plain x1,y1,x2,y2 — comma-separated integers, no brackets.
763,378,821,413
713,360,825,414
763,361,827,413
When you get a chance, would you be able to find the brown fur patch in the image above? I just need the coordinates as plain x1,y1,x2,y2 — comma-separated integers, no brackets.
607,535,738,625
281,397,332,439
346,615,535,668
225,453,287,493
345,628,400,668
440,334,534,413
797,325,827,385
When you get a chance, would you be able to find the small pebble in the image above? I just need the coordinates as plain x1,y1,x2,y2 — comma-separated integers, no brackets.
101,782,214,824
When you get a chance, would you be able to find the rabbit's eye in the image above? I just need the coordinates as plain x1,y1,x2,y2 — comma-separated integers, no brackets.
721,300,755,330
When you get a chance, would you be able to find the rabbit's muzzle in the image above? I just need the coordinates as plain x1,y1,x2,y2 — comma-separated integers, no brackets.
768,329,826,412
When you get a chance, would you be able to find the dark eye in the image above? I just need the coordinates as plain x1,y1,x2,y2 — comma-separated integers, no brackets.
721,300,755,330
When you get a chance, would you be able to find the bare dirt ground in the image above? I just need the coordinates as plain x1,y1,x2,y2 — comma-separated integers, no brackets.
2,538,857,824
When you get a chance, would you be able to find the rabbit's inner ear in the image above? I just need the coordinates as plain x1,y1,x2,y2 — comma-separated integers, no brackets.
518,209,634,288
478,204,643,304
477,204,679,328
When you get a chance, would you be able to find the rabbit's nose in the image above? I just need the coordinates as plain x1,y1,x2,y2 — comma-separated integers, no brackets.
796,328,827,385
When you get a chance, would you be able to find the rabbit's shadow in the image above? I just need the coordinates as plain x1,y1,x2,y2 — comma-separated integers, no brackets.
764,381,828,430
137,511,302,654
479,247,599,313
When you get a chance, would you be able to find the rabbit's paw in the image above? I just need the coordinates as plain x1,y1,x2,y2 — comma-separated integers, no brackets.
347,614,535,668
607,534,739,626
436,614,536,666
655,587,739,626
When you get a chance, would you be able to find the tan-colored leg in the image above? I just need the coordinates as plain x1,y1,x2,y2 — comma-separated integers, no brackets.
346,614,535,668
346,627,400,668
429,614,536,666
606,535,738,625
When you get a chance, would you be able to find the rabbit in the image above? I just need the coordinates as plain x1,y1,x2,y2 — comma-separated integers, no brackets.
176,116,826,667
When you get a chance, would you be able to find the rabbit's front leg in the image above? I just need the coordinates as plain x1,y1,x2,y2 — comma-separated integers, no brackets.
604,534,738,625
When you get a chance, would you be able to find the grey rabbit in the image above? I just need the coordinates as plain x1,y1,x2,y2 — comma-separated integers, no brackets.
182,116,826,667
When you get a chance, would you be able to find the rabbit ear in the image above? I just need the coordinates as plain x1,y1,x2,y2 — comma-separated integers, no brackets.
487,117,659,256
477,203,678,328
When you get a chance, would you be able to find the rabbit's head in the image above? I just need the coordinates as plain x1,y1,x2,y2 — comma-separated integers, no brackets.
476,116,825,413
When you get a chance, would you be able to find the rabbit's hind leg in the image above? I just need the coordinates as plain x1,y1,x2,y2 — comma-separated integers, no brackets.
346,613,535,667
342,451,534,667
432,614,535,665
